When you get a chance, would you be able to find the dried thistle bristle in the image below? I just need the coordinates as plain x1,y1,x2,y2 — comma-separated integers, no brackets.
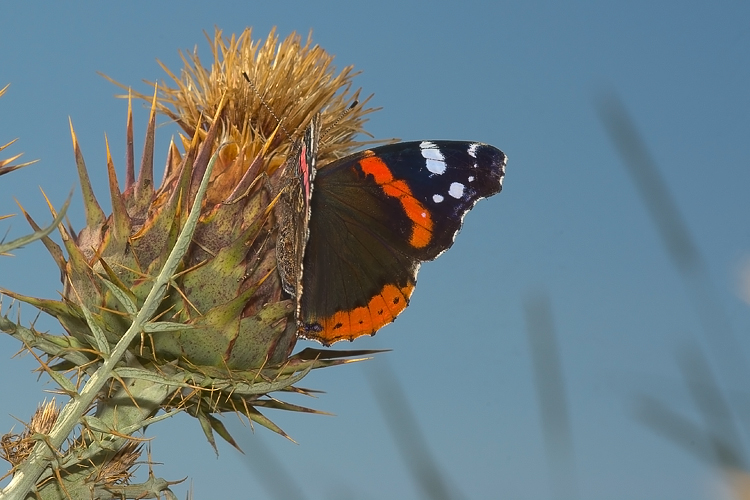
0,85,37,176
92,441,143,486
28,399,60,436
1,399,60,468
105,27,386,177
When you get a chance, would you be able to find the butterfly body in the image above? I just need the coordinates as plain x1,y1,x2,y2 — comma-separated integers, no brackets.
275,114,320,300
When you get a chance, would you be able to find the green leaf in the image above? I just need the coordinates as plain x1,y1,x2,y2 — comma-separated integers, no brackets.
99,278,138,317
113,367,191,389
120,409,183,435
142,321,193,333
81,415,113,434
47,369,78,395
227,363,314,396
78,302,110,356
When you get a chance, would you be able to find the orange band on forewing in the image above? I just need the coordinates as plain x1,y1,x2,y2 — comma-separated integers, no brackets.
307,282,415,344
399,193,432,248
359,156,434,248
359,154,394,184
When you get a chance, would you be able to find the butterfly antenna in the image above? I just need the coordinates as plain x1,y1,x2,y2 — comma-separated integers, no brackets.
242,71,292,140
321,100,359,140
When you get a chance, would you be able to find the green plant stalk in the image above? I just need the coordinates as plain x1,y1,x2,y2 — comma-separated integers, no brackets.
0,143,223,500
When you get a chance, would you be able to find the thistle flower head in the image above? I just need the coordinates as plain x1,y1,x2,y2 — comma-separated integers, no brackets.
111,27,382,198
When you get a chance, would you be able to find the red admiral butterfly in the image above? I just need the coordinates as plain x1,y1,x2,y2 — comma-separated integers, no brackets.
276,113,506,345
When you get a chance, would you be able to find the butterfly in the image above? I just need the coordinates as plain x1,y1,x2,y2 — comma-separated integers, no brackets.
275,113,506,345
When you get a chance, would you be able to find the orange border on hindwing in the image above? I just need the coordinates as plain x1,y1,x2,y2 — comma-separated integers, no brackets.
303,282,415,344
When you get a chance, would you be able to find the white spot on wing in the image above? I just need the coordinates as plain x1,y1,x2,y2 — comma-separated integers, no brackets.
432,194,444,203
449,182,465,199
420,141,446,174
468,143,479,158
468,176,475,182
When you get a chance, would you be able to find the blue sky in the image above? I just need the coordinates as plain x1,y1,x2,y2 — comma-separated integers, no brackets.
1,1,749,498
